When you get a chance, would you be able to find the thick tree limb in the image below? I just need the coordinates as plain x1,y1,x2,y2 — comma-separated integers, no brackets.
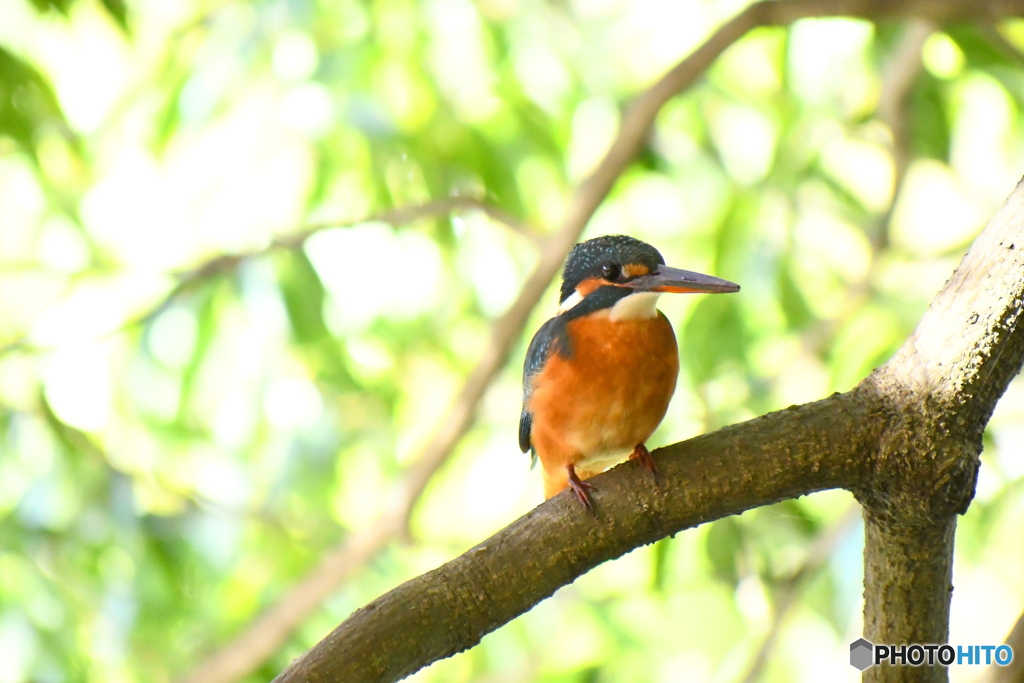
274,392,880,683
858,178,1024,681
275,174,1024,681
861,516,956,682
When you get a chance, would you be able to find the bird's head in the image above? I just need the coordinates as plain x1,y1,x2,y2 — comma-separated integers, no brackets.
558,235,740,316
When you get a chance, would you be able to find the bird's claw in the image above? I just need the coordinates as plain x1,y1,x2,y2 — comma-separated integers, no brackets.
566,465,595,515
631,443,659,477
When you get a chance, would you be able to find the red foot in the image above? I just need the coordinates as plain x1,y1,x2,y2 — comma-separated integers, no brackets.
630,443,659,477
566,464,595,515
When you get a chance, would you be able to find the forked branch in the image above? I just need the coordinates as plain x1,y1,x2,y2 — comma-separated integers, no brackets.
275,178,1024,682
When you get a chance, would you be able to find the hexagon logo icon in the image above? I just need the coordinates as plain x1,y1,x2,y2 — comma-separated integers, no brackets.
850,638,874,670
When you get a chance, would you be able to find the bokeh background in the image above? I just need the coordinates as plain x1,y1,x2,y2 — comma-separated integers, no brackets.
3,0,1024,681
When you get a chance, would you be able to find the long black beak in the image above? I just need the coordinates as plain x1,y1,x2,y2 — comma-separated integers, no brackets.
624,265,740,294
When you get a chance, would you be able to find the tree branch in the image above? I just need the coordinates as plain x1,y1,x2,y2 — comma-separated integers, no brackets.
858,176,1024,681
275,391,880,683
274,172,1024,681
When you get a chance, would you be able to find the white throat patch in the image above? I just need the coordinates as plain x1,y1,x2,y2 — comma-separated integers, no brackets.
558,290,584,313
608,291,662,321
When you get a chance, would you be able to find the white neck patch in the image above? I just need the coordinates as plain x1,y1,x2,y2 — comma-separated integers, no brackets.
609,291,662,321
558,290,584,313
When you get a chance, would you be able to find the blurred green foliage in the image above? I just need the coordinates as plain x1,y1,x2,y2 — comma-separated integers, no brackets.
2,1,1024,682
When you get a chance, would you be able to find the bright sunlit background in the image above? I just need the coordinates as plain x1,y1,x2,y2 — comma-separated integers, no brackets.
2,1,1024,681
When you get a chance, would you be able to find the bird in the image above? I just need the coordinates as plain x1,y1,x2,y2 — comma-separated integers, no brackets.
519,235,740,513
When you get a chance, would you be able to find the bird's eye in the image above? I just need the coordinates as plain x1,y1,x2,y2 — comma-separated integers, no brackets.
601,263,621,281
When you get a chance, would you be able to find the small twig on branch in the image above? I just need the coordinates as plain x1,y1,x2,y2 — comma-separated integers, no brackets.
876,19,934,250
0,196,531,358
803,18,931,356
269,196,542,251
877,20,935,135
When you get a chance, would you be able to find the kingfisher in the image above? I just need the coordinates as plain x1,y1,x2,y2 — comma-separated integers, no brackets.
519,235,739,513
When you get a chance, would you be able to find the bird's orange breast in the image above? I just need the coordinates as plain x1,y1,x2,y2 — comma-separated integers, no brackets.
526,311,679,493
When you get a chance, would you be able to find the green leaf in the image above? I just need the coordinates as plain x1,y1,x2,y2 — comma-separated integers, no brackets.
27,0,73,15
276,250,330,345
27,0,128,29
651,537,671,593
908,73,951,161
777,260,815,330
98,0,129,31
706,517,745,587
0,46,70,159
946,26,1015,69
682,294,748,384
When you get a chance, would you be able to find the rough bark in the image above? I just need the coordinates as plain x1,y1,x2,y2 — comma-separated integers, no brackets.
855,180,1024,682
861,516,956,681
274,391,880,683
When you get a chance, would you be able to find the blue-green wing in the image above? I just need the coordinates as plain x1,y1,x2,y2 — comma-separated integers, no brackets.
518,317,567,457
